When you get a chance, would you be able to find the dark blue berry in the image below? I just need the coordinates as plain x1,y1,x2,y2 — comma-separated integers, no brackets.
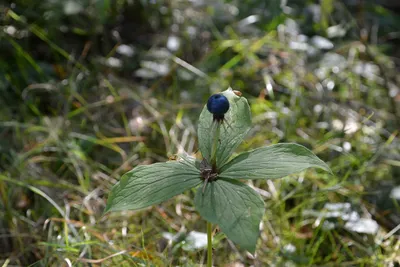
207,94,230,122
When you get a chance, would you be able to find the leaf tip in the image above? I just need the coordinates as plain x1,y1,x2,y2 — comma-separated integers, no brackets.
245,244,257,255
314,156,333,175
103,199,114,215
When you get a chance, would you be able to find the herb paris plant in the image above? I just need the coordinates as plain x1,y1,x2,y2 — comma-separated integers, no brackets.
105,88,331,254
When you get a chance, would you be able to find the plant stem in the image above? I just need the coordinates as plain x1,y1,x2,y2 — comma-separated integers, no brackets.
210,123,220,168
206,123,220,267
207,221,213,267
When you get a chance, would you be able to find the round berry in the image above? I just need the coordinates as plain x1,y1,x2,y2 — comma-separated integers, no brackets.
207,94,230,116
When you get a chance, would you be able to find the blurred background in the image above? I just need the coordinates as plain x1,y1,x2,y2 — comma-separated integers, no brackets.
0,0,400,266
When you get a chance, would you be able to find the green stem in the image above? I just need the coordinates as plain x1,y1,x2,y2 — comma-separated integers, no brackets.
206,123,221,266
207,123,221,267
210,123,221,167
207,221,213,267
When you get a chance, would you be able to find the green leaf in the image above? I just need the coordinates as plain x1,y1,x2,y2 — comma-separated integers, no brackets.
220,143,332,180
105,155,201,213
198,88,251,168
194,178,264,253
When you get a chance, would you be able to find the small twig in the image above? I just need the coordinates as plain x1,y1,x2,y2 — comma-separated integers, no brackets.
78,250,128,263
